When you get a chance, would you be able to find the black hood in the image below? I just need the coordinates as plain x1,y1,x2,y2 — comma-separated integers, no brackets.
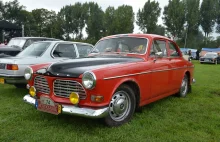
45,57,143,78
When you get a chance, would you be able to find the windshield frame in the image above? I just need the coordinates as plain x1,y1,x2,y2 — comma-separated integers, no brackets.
92,36,149,55
16,42,51,57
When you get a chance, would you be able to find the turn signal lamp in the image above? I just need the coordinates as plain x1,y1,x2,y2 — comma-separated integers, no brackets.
69,92,79,104
29,86,36,97
91,95,104,103
6,64,19,70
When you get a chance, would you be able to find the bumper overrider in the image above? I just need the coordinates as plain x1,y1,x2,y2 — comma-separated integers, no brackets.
23,94,109,118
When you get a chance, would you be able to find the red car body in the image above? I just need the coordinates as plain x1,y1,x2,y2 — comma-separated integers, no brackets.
23,34,195,127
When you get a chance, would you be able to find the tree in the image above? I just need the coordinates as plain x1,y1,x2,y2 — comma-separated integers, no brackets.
136,0,161,33
17,10,34,36
163,0,185,38
152,24,166,36
104,6,116,35
84,2,105,41
216,0,220,33
114,5,134,34
32,8,51,36
200,0,216,39
185,0,200,35
1,0,25,24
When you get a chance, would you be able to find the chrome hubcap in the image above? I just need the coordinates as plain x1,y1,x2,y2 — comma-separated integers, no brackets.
109,91,131,121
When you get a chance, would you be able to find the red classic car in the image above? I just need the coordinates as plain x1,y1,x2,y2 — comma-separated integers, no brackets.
23,34,195,127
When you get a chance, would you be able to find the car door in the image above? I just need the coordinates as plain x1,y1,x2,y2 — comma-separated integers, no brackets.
167,41,183,90
149,39,172,98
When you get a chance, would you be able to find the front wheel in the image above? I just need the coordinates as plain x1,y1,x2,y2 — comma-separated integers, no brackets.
104,85,136,127
177,74,189,97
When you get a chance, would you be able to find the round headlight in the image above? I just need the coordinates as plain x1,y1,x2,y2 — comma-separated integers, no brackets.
24,67,33,81
82,71,96,89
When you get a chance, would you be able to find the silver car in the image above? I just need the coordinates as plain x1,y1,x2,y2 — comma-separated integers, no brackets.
0,41,93,88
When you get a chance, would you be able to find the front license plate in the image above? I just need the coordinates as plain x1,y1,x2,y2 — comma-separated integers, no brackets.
205,59,209,61
0,78,4,84
36,96,61,115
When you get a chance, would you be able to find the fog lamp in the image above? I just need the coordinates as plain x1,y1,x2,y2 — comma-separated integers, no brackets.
69,92,79,104
29,86,36,97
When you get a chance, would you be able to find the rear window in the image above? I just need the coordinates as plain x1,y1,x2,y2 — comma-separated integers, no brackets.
17,42,51,57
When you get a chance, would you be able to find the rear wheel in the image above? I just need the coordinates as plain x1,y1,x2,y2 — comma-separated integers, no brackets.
104,85,136,127
177,74,189,97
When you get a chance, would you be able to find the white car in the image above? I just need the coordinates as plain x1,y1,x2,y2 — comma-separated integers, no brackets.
0,41,93,88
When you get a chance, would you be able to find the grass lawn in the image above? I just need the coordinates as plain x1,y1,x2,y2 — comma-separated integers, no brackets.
0,61,220,142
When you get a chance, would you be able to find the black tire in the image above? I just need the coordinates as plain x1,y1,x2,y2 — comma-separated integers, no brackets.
14,84,26,88
177,74,189,97
200,62,203,64
104,85,136,127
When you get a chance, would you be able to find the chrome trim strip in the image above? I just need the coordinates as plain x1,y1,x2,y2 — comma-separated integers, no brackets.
23,94,108,118
104,71,151,80
104,66,194,80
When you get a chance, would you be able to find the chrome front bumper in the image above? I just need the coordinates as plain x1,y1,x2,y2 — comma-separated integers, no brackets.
0,74,26,84
23,94,109,118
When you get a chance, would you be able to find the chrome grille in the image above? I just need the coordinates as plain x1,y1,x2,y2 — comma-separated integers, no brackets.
34,76,50,94
54,79,86,99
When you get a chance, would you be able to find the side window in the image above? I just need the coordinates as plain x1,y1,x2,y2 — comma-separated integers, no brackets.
150,40,167,57
52,44,77,58
76,44,93,57
169,42,180,57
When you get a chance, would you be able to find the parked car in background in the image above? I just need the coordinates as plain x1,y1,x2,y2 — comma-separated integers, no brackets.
0,41,93,88
199,52,220,64
23,34,195,127
0,37,59,58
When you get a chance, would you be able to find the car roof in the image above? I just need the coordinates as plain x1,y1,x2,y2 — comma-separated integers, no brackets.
33,40,93,46
11,37,60,40
101,34,171,40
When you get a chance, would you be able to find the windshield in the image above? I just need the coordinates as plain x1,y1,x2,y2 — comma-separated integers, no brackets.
204,53,217,58
7,39,26,48
91,37,148,54
17,42,51,57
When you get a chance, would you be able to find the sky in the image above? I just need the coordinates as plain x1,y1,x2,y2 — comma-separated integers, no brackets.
3,0,220,38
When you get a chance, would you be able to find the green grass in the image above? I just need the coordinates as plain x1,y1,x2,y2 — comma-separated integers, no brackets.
0,61,220,142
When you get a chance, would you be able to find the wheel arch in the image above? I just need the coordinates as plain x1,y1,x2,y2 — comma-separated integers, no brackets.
185,70,191,92
115,80,141,109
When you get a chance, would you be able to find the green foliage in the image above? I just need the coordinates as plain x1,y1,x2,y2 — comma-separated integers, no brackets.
163,0,185,38
104,5,134,36
184,0,200,36
84,2,105,41
200,0,216,37
136,0,161,33
151,24,166,36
